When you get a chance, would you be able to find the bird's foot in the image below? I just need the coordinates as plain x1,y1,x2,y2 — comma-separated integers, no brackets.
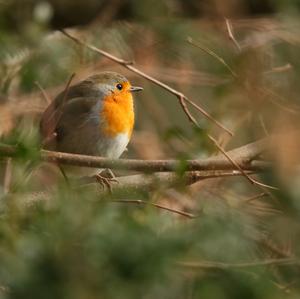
94,169,118,192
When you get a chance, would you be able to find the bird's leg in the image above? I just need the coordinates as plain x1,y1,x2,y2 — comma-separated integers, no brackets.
95,173,112,192
106,169,119,183
58,164,70,186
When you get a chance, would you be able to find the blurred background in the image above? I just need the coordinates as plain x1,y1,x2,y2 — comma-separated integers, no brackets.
1,0,300,298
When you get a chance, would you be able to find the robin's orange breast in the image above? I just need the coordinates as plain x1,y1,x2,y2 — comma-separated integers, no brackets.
99,91,134,138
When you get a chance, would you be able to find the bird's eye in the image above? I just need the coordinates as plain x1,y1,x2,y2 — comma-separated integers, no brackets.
116,83,123,90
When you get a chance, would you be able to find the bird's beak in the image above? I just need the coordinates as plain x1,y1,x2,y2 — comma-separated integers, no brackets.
130,86,143,92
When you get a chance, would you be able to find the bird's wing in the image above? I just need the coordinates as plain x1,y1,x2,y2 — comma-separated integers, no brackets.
40,83,99,148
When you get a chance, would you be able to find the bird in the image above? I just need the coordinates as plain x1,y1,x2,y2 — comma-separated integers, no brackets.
40,71,143,183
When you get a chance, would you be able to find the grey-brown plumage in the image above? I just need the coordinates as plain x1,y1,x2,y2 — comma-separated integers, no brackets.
40,72,141,158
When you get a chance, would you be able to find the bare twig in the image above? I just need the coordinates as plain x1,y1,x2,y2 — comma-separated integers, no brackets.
178,95,198,124
40,151,268,172
243,192,268,203
207,134,278,190
111,199,197,218
264,63,292,75
258,238,295,259
78,170,256,190
178,257,298,270
3,158,12,194
34,81,52,104
225,18,241,52
60,29,233,136
22,170,258,205
259,114,270,136
187,37,238,78
259,86,300,115
0,139,270,173
61,73,76,108
187,37,278,190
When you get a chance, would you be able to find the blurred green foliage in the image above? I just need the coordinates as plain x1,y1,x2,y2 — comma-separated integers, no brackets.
1,0,300,298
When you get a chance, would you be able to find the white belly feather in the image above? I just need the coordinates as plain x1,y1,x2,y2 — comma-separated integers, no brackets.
96,133,130,159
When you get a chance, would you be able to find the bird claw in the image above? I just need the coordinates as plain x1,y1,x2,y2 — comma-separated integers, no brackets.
94,169,118,192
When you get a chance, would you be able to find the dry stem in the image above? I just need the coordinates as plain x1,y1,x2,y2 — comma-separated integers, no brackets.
111,199,196,218
178,258,298,270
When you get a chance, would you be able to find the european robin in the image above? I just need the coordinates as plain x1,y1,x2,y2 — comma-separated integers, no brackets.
40,72,143,161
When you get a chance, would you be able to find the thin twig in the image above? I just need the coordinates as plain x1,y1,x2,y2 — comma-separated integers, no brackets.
178,258,298,270
78,170,256,191
34,81,52,104
61,73,76,108
22,170,258,205
187,37,238,78
259,86,300,115
225,18,241,52
178,95,198,124
207,134,278,190
264,63,292,75
60,29,233,136
258,238,294,259
259,114,270,136
3,158,12,194
111,199,197,218
243,192,268,203
187,37,278,190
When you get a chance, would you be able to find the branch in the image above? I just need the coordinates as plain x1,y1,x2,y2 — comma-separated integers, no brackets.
23,170,257,206
60,30,282,190
0,139,269,173
60,29,233,136
78,170,256,190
